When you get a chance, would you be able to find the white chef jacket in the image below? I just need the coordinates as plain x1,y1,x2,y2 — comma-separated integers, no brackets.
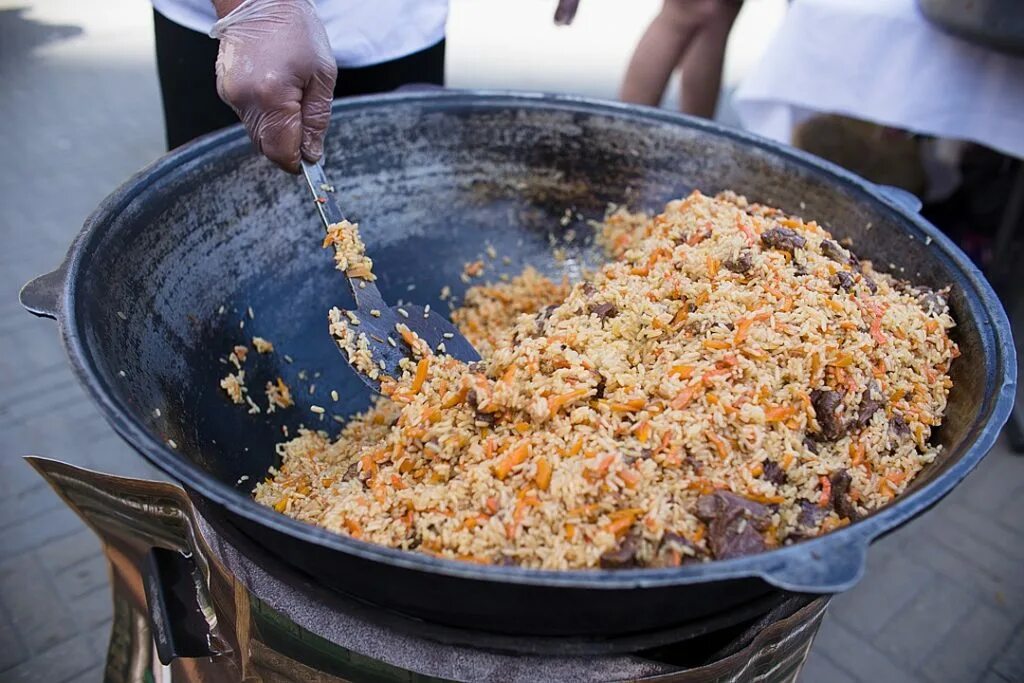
151,0,449,68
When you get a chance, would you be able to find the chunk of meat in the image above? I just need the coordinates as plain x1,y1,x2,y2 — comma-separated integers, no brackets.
830,271,855,291
760,227,807,253
649,532,701,567
830,469,859,521
589,302,618,320
916,287,948,315
761,459,787,486
535,304,558,329
852,380,884,430
599,532,641,569
802,436,819,455
890,413,911,436
724,251,753,273
797,498,828,528
819,239,848,262
695,491,772,560
862,274,878,294
810,389,846,441
582,282,596,297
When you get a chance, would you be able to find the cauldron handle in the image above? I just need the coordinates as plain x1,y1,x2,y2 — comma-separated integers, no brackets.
754,525,876,594
875,184,923,214
20,263,66,319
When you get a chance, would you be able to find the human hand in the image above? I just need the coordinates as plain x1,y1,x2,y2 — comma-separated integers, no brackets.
211,0,337,172
554,0,581,25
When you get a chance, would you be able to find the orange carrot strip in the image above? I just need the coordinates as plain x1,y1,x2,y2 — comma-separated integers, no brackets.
535,458,552,491
764,405,797,422
547,388,591,417
669,364,695,379
705,430,729,459
819,475,832,507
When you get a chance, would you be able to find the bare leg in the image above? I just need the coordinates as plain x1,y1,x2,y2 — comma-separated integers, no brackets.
620,0,720,106
678,0,742,118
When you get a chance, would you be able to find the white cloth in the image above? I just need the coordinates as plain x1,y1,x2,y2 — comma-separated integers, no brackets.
733,0,1024,160
151,0,448,67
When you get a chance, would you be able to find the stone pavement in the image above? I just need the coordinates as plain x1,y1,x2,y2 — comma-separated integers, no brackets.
0,1,1021,681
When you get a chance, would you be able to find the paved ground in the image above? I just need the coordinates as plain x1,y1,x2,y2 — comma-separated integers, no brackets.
0,1,1021,681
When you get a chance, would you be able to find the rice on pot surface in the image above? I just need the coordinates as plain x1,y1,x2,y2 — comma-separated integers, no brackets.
254,191,957,570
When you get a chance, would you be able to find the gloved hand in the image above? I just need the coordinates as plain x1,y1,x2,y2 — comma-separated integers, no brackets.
211,0,337,173
554,0,581,25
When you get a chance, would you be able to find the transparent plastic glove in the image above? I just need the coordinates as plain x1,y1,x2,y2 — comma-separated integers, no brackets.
211,0,337,172
554,0,581,25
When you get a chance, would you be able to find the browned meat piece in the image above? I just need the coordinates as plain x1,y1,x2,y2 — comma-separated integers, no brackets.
802,436,819,454
862,274,878,294
762,459,787,485
820,239,848,262
830,271,855,291
589,302,618,320
695,491,772,560
761,227,807,253
650,532,701,567
599,532,641,569
535,304,558,333
890,413,911,436
811,389,846,441
582,282,596,296
852,380,884,429
724,251,753,273
830,469,859,521
916,287,948,315
797,499,828,527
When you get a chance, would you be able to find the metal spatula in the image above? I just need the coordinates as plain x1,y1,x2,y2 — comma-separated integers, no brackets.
301,160,480,391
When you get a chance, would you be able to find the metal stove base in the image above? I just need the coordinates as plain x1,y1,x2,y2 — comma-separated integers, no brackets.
31,457,830,682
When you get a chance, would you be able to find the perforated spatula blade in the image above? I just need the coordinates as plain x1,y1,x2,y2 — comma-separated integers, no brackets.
300,160,480,391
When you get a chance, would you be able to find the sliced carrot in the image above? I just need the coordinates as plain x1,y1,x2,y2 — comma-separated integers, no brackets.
442,385,468,405
610,398,646,412
535,457,552,491
850,439,865,466
818,475,832,507
493,442,530,480
360,454,378,477
547,388,590,417
764,405,797,422
706,255,719,279
620,469,640,489
671,383,700,410
343,517,363,538
705,430,729,459
594,454,615,477
703,339,731,350
568,436,584,457
669,364,695,379
733,317,754,346
636,421,651,443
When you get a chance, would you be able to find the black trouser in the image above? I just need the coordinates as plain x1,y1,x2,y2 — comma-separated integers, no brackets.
153,10,445,150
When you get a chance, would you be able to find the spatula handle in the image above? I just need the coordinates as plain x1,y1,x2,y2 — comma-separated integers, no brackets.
300,159,387,311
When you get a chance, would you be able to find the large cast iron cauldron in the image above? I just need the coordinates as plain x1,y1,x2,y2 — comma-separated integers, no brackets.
21,91,1015,638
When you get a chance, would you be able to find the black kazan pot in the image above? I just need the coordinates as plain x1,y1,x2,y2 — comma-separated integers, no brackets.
21,91,1015,638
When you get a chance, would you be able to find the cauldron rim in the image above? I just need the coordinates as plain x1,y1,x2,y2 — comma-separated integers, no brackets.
39,90,1017,594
